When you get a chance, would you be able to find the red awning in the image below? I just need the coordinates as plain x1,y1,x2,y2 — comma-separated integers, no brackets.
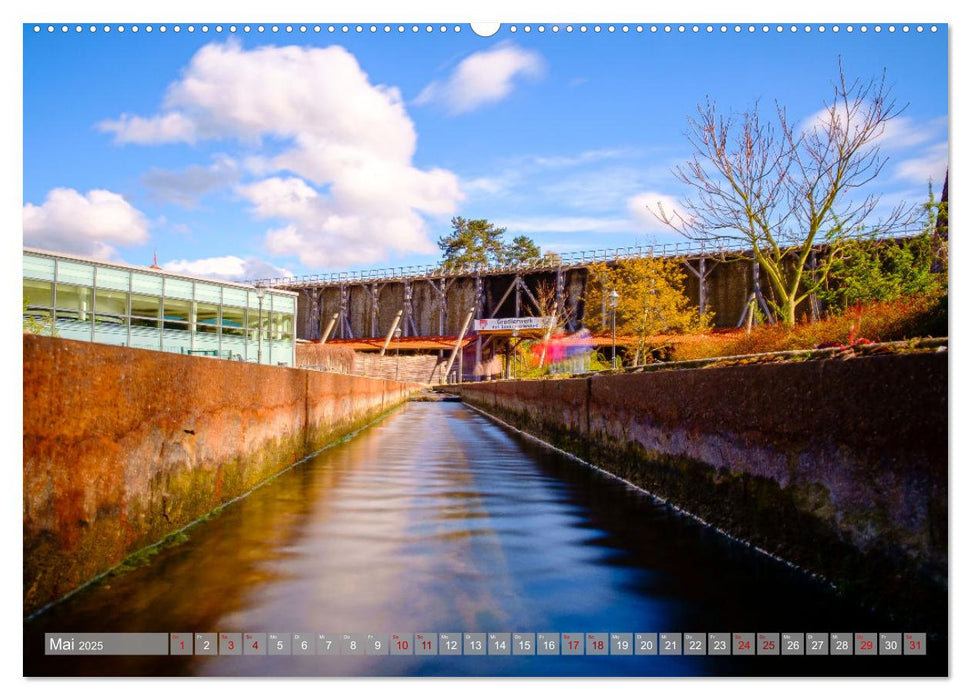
317,334,478,351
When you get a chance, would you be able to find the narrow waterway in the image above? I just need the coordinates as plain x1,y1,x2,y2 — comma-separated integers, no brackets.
24,401,941,676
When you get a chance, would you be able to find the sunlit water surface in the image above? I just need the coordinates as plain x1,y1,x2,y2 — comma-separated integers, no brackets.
25,402,943,676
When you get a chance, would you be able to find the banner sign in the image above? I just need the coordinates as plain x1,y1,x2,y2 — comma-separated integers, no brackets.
475,317,551,333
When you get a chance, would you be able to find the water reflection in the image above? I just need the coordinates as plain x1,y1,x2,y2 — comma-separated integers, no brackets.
25,402,943,676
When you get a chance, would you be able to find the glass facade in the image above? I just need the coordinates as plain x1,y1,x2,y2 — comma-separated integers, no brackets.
23,249,298,367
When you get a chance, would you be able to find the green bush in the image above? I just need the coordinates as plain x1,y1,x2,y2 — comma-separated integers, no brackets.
818,233,942,311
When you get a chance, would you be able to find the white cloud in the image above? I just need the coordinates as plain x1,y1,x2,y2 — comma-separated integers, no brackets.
237,177,322,222
526,148,632,170
800,107,948,187
880,117,944,150
238,176,438,268
540,165,671,213
462,175,508,195
23,188,149,258
100,112,197,145
415,42,544,115
98,41,463,269
800,108,943,152
462,148,642,203
894,142,948,186
142,155,240,208
161,255,294,282
628,191,690,234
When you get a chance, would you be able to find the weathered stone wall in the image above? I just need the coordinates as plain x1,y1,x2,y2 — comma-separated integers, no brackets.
23,334,418,614
452,353,947,623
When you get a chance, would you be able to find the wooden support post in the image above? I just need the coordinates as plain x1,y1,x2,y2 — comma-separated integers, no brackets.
402,280,418,337
737,260,772,326
474,275,483,382
698,257,707,319
337,283,353,339
601,270,608,329
489,276,518,317
367,283,383,338
518,276,544,315
320,312,339,344
427,277,453,350
303,288,322,340
515,273,521,318
684,256,717,323
443,280,449,335
431,278,446,335
380,309,403,356
443,307,474,384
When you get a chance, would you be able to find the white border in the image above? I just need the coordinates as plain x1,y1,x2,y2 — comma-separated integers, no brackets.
5,2,963,699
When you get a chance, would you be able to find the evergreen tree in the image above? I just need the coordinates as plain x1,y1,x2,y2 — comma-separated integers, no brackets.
437,218,542,271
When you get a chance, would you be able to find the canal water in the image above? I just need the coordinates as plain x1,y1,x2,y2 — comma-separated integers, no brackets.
24,401,942,676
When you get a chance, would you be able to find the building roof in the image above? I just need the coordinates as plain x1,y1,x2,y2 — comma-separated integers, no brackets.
318,335,477,352
23,246,299,296
314,331,724,352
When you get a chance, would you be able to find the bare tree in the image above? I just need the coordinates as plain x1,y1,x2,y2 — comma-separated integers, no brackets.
533,279,578,366
654,59,913,327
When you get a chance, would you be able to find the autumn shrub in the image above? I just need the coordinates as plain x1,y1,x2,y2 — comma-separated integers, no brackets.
586,258,712,365
669,291,947,361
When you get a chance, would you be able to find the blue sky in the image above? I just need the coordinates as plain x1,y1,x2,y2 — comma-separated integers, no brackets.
23,23,948,280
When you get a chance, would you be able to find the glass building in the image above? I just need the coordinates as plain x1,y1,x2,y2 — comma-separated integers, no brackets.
23,247,298,367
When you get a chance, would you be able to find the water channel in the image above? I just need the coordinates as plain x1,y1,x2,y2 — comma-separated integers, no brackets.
24,401,943,676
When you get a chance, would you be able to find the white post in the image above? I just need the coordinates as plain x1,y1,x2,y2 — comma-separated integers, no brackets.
380,309,404,356
443,307,475,383
320,312,338,344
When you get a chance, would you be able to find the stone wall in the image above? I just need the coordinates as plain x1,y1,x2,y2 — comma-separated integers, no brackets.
451,352,947,623
23,334,417,614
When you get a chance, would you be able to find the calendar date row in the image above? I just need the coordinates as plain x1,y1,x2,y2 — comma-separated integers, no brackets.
46,632,927,656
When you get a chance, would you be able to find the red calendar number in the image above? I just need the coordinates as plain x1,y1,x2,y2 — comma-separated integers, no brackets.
738,640,751,651
592,640,604,650
859,640,873,651
396,640,409,650
227,640,235,650
762,640,775,651
909,640,922,651
568,640,580,650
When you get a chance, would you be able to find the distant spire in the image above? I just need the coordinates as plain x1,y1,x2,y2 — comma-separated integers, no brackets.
935,169,948,241
149,249,162,270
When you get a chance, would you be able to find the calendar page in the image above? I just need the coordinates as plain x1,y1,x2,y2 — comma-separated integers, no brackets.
21,8,949,685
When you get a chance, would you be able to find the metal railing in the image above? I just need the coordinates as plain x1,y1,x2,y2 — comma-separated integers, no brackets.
250,226,922,289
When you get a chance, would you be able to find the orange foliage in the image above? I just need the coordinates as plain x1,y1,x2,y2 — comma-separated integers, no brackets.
669,293,946,362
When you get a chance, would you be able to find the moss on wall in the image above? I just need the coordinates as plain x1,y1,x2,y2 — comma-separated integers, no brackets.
454,352,947,626
23,334,417,615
